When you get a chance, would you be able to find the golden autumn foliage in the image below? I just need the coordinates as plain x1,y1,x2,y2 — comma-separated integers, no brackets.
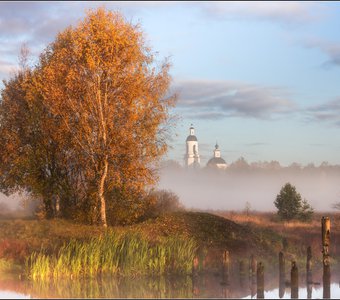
0,8,175,226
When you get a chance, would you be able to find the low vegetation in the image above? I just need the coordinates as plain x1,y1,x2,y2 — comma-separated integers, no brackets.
26,232,197,280
2,209,339,281
217,210,340,266
0,211,285,280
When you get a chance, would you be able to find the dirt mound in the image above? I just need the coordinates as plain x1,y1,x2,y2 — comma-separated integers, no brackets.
136,211,283,259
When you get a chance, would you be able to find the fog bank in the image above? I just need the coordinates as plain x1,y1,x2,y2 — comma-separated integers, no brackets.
158,165,340,211
0,192,23,210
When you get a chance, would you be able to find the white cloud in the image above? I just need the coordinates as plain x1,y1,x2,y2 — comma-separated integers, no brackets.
303,38,340,67
200,1,328,25
173,79,296,120
0,1,180,82
305,97,340,126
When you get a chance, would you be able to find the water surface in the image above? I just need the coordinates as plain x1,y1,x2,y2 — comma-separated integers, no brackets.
1,261,340,298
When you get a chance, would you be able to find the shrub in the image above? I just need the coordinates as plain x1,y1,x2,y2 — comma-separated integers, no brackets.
298,199,314,222
143,190,184,219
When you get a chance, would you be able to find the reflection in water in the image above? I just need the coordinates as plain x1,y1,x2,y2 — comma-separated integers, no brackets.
323,265,331,299
257,262,265,299
239,260,246,289
0,290,29,299
0,261,340,299
221,250,230,285
279,252,285,299
249,283,340,299
0,275,194,299
306,247,313,299
249,255,257,299
250,274,256,299
291,261,299,299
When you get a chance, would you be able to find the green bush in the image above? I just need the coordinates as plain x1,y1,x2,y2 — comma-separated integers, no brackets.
274,183,313,222
143,190,184,219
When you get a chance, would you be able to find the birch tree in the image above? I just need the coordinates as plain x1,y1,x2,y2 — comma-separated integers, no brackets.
37,8,174,226
0,8,175,226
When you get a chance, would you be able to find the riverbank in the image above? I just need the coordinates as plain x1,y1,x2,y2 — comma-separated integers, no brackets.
0,211,337,279
216,210,340,264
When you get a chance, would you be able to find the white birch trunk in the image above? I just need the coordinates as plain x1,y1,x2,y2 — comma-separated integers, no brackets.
99,157,108,227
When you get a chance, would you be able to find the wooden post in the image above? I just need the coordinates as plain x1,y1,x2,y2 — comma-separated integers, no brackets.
222,250,230,285
322,217,331,299
257,262,264,299
249,254,257,277
306,246,312,299
291,261,298,299
192,256,199,276
249,255,257,299
306,246,312,278
239,260,246,288
279,251,285,299
322,217,330,265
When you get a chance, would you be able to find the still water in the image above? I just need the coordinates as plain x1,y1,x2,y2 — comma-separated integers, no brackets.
1,263,340,299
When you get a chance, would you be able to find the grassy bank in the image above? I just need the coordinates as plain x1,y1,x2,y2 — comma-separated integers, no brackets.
27,232,197,280
1,210,329,280
215,210,340,266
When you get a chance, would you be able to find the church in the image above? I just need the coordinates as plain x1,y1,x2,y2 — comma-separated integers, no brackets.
185,125,227,169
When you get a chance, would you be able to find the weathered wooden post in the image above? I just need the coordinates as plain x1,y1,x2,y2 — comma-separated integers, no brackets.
249,254,257,277
322,217,331,299
306,246,313,299
249,255,257,299
222,250,230,285
279,251,285,299
257,262,264,299
291,261,298,299
239,260,246,288
322,217,330,265
306,246,312,279
192,256,199,276
192,256,200,297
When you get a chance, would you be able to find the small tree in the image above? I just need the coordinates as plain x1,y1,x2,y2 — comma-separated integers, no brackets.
141,189,183,220
274,183,313,221
332,202,340,210
298,199,314,222
244,201,251,216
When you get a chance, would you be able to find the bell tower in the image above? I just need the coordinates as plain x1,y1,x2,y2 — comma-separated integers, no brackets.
185,124,200,167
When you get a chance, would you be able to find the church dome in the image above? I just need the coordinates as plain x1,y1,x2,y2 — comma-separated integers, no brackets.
207,157,227,165
206,142,227,169
186,135,198,142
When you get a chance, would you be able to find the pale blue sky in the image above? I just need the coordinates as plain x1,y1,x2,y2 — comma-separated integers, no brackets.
1,1,340,166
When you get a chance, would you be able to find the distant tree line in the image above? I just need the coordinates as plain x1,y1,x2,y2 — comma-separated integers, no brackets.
162,158,340,173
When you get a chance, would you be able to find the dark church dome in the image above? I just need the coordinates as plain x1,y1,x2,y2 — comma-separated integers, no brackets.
207,157,227,166
186,135,198,142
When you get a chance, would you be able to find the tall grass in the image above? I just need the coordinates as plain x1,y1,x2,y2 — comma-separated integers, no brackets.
26,231,198,280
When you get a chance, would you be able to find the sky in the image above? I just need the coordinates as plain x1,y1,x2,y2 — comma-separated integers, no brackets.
1,1,340,167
